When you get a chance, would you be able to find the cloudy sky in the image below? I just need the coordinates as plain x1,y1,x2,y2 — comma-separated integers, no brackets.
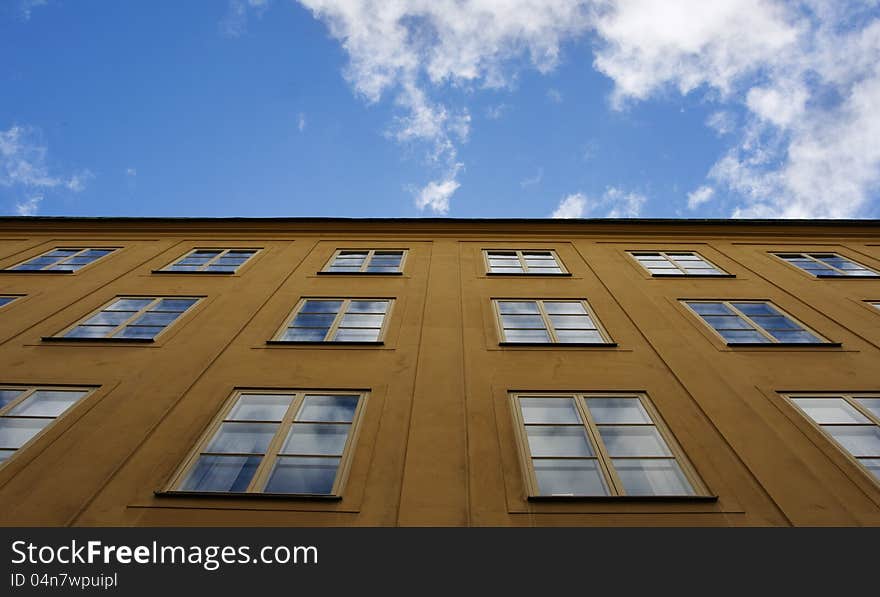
2,1,879,219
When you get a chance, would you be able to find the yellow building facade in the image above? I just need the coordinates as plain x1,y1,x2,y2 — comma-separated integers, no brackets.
0,216,879,526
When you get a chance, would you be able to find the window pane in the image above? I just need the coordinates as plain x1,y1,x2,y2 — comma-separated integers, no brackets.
113,326,165,339
339,314,385,328
731,302,778,316
280,423,350,455
490,266,524,274
533,459,609,496
150,298,197,312
83,311,133,326
332,328,381,342
528,267,562,274
365,266,400,273
749,316,802,330
687,302,731,315
853,398,880,420
701,316,753,330
0,450,14,462
652,268,683,275
131,312,180,327
497,301,539,314
501,314,546,329
0,389,25,409
347,301,389,314
300,300,343,314
298,395,359,423
767,330,823,343
718,329,771,343
667,253,699,260
555,330,605,343
613,459,694,496
641,261,675,269
598,427,672,457
281,328,328,342
66,326,115,338
6,390,86,417
843,269,879,277
0,418,51,449
543,302,587,315
519,397,581,424
526,426,593,457
586,398,652,424
292,313,336,327
549,315,595,329
180,455,260,492
504,329,551,343
859,459,880,481
228,394,293,422
205,422,278,454
792,398,871,424
264,456,340,494
167,265,202,272
824,426,880,457
106,298,153,311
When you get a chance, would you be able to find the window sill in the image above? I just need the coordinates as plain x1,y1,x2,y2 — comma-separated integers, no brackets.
265,340,384,346
151,270,235,275
814,274,880,279
527,494,718,503
486,272,572,277
726,342,842,348
155,490,342,501
499,342,618,348
0,269,74,274
651,273,736,278
317,271,404,276
42,336,155,344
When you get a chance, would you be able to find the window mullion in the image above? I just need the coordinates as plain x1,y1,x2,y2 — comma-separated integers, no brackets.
513,395,542,495
726,302,776,343
0,387,37,417
57,249,87,267
537,301,556,342
200,250,226,271
517,251,528,273
575,394,624,496
249,393,304,493
325,299,349,341
106,299,157,338
360,251,374,272
843,394,880,428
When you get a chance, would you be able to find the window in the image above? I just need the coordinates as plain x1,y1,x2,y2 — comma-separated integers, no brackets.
0,296,21,308
786,393,880,483
870,302,880,311
172,390,366,496
493,299,612,344
484,250,566,275
273,298,392,343
774,253,879,277
4,248,115,272
0,386,93,464
511,393,702,497
322,250,406,274
159,249,258,273
683,300,830,345
630,251,728,276
56,297,200,341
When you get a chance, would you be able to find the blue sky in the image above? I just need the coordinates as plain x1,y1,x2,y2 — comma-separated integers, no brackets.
2,1,879,219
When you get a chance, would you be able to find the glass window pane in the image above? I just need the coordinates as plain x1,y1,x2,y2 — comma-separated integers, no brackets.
501,314,546,329
731,302,778,316
843,269,879,277
65,326,115,338
519,397,581,424
332,328,381,342
83,311,133,326
687,302,732,315
586,398,652,424
0,450,14,462
490,267,525,274
167,265,202,272
292,313,336,327
7,390,86,417
298,395,359,423
191,250,223,257
792,398,871,424
598,426,672,457
113,326,165,339
528,267,563,274
328,266,362,273
652,268,683,275
555,330,605,343
641,261,675,269
859,458,880,481
504,329,551,343
718,329,771,343
526,426,593,457
228,394,293,422
347,301,389,313
853,398,880,420
497,301,539,314
533,459,609,496
131,312,179,327
365,266,400,273
0,389,25,410
280,423,350,456
749,316,802,330
667,253,699,260
613,459,694,496
339,314,385,328
205,422,278,454
549,315,595,329
264,456,340,494
281,328,328,342
150,298,197,312
179,455,260,492
0,418,51,449
824,426,880,457
543,302,587,315
767,330,823,343
106,298,153,311
702,316,753,330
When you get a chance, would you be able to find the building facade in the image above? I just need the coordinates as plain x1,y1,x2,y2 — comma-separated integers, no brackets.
0,216,879,526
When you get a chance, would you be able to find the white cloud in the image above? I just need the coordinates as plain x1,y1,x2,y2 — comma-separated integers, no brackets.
687,185,715,210
297,112,307,132
19,0,47,21
551,192,586,218
551,186,646,218
485,104,509,120
15,196,41,216
1,125,90,215
706,111,736,136
546,88,563,103
126,167,137,177
520,167,544,188
415,176,460,214
223,0,273,37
